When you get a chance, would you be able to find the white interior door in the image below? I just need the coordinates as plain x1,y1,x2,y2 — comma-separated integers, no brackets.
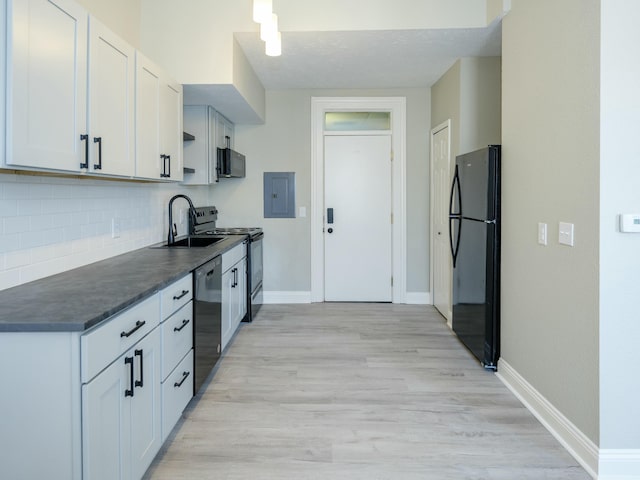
324,134,392,301
431,123,452,324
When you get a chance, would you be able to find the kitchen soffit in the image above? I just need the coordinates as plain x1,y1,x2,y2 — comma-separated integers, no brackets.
234,22,502,89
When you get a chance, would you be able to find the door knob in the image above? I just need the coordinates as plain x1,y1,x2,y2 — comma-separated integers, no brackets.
327,228,333,234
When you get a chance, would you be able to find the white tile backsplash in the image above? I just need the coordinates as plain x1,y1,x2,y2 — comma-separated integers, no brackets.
0,173,210,291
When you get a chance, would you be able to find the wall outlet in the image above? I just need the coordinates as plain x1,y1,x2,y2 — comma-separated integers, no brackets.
111,218,121,239
537,222,547,245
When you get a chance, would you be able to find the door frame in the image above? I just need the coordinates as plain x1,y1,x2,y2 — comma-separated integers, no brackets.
311,97,407,303
430,119,452,326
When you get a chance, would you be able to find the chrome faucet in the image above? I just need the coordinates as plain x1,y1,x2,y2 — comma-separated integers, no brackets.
167,194,197,245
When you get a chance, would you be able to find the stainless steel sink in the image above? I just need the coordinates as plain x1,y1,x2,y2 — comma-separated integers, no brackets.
152,236,225,248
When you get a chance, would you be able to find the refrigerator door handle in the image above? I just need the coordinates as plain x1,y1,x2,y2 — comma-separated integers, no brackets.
449,165,461,217
448,166,462,268
449,217,461,268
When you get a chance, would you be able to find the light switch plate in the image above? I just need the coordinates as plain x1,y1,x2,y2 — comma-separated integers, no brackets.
559,222,574,246
537,222,547,245
299,206,307,218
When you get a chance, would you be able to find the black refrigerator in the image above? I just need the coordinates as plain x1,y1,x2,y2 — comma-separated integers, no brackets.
449,145,500,370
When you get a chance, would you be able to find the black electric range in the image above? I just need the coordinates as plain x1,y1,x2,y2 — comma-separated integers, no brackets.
191,207,263,322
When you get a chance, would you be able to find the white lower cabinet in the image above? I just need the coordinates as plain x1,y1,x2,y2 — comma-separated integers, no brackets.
82,322,161,480
0,270,202,479
160,297,194,442
161,350,194,440
221,243,247,351
81,273,194,479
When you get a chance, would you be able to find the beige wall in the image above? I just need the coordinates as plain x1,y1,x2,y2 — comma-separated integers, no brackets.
431,57,501,161
275,0,486,31
212,88,430,295
76,0,142,48
501,0,600,443
431,60,462,161
460,57,502,153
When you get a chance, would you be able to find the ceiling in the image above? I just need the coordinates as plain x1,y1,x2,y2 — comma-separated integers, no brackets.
234,21,502,90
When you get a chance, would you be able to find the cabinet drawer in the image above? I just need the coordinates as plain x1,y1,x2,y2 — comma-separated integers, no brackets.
162,350,194,442
222,242,246,272
81,295,160,383
160,273,193,319
161,302,193,381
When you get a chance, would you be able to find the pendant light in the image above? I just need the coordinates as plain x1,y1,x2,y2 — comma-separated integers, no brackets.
253,0,282,57
265,31,281,57
260,13,278,42
253,0,272,24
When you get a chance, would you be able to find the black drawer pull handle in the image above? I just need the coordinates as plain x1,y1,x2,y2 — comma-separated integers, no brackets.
80,134,89,169
174,371,190,388
120,320,146,338
173,290,189,301
93,136,102,170
134,349,143,388
174,319,190,332
124,356,134,397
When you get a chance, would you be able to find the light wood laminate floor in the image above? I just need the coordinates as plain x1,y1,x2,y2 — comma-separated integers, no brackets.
145,303,590,480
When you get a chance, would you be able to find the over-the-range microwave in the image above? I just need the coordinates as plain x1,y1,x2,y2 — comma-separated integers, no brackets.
216,147,246,179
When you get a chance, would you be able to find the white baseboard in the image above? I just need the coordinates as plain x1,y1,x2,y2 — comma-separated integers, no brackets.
599,449,640,479
496,359,598,479
263,291,311,304
264,291,432,305
404,291,431,304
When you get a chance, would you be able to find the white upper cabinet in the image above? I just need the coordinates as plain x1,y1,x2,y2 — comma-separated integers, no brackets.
135,53,162,179
159,76,183,181
5,0,88,172
4,0,182,181
136,52,183,181
215,111,234,150
87,16,135,177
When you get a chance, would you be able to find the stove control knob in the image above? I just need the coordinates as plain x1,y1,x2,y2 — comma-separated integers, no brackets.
327,228,333,234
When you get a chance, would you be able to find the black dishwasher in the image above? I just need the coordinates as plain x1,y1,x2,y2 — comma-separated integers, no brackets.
193,256,222,394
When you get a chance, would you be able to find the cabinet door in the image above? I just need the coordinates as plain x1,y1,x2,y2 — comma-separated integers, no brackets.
82,352,130,480
231,258,247,332
6,0,87,172
207,106,218,183
88,16,135,177
238,258,248,322
83,327,161,480
221,267,234,351
130,328,162,480
160,80,183,181
135,53,162,179
215,112,234,149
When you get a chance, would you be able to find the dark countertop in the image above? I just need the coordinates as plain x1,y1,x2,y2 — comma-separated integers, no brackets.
0,235,247,333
